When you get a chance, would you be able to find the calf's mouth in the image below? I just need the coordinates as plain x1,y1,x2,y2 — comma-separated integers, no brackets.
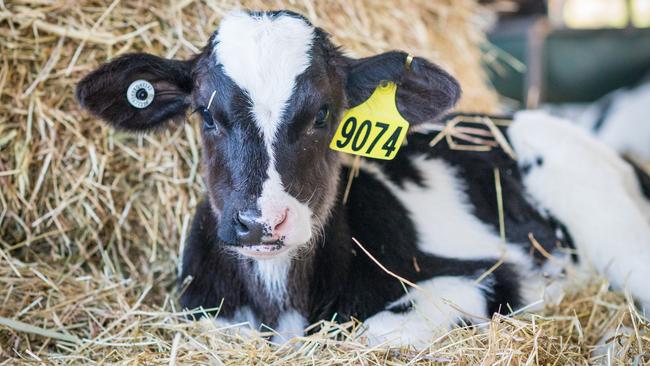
233,240,288,259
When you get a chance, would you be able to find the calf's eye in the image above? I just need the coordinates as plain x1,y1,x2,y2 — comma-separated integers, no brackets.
199,107,217,130
314,105,330,128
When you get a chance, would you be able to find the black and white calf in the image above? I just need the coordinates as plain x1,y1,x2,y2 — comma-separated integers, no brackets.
76,10,650,346
548,79,650,163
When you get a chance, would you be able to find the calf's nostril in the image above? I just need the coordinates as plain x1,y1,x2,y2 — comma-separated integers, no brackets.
234,210,264,243
235,213,250,234
277,210,287,226
272,209,289,233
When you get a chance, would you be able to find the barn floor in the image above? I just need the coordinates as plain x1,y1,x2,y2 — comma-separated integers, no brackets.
1,0,649,364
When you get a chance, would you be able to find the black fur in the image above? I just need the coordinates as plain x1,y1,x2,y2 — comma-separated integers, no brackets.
387,301,414,314
389,130,574,263
346,51,461,124
625,157,650,200
76,53,193,131
181,162,523,328
592,93,616,132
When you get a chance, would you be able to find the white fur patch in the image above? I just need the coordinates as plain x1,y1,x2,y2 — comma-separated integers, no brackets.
357,158,533,267
215,11,316,293
229,305,259,328
215,11,314,146
255,256,291,305
362,276,488,347
509,110,650,310
271,309,307,343
215,11,314,246
578,83,650,161
352,156,575,308
206,306,262,340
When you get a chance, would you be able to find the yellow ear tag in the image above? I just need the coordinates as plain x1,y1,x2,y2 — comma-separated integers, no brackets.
330,81,409,160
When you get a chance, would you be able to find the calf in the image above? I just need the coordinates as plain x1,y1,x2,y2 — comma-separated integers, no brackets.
571,80,650,162
76,10,650,346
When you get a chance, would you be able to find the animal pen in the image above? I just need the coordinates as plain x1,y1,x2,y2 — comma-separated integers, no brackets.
1,0,649,364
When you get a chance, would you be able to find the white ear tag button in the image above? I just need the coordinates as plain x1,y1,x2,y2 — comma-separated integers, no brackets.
127,80,155,109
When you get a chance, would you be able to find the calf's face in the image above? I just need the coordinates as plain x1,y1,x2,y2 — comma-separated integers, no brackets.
76,10,460,259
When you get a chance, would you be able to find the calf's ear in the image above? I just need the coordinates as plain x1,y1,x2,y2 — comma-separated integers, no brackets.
345,51,461,124
76,53,193,131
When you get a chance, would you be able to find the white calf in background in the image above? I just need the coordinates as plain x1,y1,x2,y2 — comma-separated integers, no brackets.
547,80,650,163
510,111,650,309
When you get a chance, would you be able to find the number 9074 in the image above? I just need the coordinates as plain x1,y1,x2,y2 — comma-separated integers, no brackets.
330,117,407,160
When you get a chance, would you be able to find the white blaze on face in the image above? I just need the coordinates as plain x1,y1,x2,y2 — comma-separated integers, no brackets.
215,11,315,251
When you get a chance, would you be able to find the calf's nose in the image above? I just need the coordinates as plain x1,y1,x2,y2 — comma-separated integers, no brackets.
235,210,265,244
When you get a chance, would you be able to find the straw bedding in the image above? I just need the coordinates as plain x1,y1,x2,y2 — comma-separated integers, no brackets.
0,0,648,364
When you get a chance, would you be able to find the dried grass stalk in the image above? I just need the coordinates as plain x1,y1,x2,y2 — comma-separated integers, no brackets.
1,0,647,364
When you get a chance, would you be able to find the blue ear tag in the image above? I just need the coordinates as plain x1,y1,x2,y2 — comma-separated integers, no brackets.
127,80,155,109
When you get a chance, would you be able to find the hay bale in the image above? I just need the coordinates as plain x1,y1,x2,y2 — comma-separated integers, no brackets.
1,0,497,269
0,0,647,364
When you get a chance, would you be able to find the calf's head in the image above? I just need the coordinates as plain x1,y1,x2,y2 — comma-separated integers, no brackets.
76,10,460,259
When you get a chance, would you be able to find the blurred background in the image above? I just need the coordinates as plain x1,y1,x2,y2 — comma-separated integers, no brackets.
483,0,650,106
480,0,650,163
